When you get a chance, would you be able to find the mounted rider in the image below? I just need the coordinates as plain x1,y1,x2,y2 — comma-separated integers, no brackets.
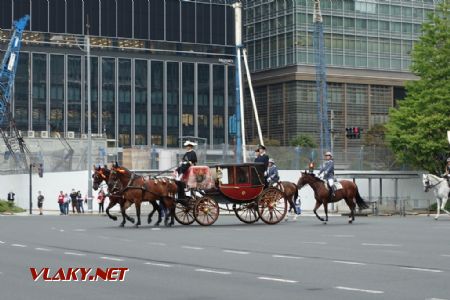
175,140,198,201
444,157,450,187
318,151,336,197
266,158,280,187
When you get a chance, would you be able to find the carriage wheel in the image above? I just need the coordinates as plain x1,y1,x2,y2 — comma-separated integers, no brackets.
257,187,287,225
234,202,260,224
193,196,219,226
174,197,196,225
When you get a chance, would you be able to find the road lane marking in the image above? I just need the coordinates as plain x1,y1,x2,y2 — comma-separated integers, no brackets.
258,277,298,283
361,243,401,247
151,228,161,231
148,242,166,246
195,269,231,275
333,260,366,265
64,252,86,256
335,286,384,294
35,248,51,251
426,298,448,300
100,256,123,262
0,241,5,244
223,250,250,255
98,236,110,240
441,254,450,257
272,255,304,260
73,229,86,232
59,229,64,232
11,244,26,247
145,262,172,268
182,246,204,250
303,241,327,245
402,267,442,273
329,234,355,238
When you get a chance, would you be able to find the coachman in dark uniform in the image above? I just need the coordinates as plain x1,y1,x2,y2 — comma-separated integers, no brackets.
175,140,198,201
254,145,269,184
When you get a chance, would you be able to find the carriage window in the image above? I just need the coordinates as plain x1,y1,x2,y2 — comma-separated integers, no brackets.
236,166,249,184
251,167,262,185
218,168,228,184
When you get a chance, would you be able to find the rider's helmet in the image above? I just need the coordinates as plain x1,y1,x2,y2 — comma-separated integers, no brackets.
447,157,450,162
268,158,275,164
325,151,333,157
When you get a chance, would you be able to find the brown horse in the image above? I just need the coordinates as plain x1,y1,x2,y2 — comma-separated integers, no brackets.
108,165,177,227
276,181,300,220
296,172,369,223
92,166,162,227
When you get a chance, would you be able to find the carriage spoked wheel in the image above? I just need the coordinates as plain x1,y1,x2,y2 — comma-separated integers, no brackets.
233,202,260,224
257,187,287,225
174,197,196,225
193,196,219,226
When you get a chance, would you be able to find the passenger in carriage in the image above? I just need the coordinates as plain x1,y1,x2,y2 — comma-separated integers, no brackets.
266,158,280,187
318,151,335,198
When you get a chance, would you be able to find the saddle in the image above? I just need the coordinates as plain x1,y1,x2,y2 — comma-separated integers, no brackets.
323,181,343,191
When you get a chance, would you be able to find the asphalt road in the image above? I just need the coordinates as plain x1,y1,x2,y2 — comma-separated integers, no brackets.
0,213,449,300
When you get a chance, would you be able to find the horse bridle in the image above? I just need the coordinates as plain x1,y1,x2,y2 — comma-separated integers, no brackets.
424,175,443,192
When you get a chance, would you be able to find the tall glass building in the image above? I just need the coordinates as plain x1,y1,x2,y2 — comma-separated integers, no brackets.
243,0,438,151
0,0,237,149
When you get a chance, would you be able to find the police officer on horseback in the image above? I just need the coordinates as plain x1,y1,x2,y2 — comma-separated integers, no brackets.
444,157,450,187
266,158,280,187
318,151,336,197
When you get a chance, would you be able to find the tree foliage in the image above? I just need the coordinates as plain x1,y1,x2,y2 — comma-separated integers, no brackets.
385,2,450,173
289,134,317,148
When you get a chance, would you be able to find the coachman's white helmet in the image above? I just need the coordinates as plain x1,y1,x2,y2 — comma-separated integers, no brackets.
325,151,333,157
447,157,450,162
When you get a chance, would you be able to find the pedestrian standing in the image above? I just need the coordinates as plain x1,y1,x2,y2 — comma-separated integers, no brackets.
57,191,65,215
64,193,70,215
37,191,44,215
77,191,84,213
97,190,105,214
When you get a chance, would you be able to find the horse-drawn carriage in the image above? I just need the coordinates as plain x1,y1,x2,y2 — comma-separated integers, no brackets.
174,163,288,226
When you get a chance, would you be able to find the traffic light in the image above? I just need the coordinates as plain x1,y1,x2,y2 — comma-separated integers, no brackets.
346,127,363,139
38,163,44,178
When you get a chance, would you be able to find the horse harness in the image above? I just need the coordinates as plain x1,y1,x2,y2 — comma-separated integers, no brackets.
424,176,444,192
111,170,171,200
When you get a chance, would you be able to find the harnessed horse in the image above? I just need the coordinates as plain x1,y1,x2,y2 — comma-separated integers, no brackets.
108,165,177,227
92,166,162,227
422,173,450,220
297,172,369,224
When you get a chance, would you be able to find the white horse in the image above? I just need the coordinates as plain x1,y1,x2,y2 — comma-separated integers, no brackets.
422,174,450,220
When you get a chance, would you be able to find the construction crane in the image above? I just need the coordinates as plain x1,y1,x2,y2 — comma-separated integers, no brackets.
313,0,330,155
0,15,32,171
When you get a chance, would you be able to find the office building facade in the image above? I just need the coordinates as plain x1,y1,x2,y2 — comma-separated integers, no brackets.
243,0,437,151
0,0,236,149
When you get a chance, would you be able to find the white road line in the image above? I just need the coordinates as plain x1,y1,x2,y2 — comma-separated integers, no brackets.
98,236,110,240
426,298,448,300
182,246,204,250
0,241,5,244
332,234,355,238
335,286,384,294
402,267,442,273
148,242,166,246
303,241,327,245
258,277,298,283
119,239,132,242
100,256,123,262
333,260,366,265
73,229,86,232
195,269,231,275
361,243,401,247
145,262,172,268
35,248,51,251
11,244,26,248
441,254,450,257
151,228,161,231
59,229,64,232
223,250,250,255
272,254,304,260
64,252,86,256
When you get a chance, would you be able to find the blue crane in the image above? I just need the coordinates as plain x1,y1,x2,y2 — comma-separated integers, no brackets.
0,15,31,170
313,0,330,156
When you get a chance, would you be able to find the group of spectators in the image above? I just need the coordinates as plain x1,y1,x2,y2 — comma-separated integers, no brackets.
57,189,86,215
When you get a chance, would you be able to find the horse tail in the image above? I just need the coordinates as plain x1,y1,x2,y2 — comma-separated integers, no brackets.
355,187,370,210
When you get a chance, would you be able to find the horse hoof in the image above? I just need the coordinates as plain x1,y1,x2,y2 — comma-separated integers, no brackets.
323,222,327,225
111,216,118,221
129,218,135,224
155,223,160,227
349,220,353,224
119,223,125,227
434,217,439,220
147,218,152,224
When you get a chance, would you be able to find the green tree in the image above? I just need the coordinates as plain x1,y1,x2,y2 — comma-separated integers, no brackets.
385,1,450,173
289,134,317,148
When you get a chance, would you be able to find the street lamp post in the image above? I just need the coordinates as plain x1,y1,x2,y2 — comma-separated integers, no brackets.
86,34,93,210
